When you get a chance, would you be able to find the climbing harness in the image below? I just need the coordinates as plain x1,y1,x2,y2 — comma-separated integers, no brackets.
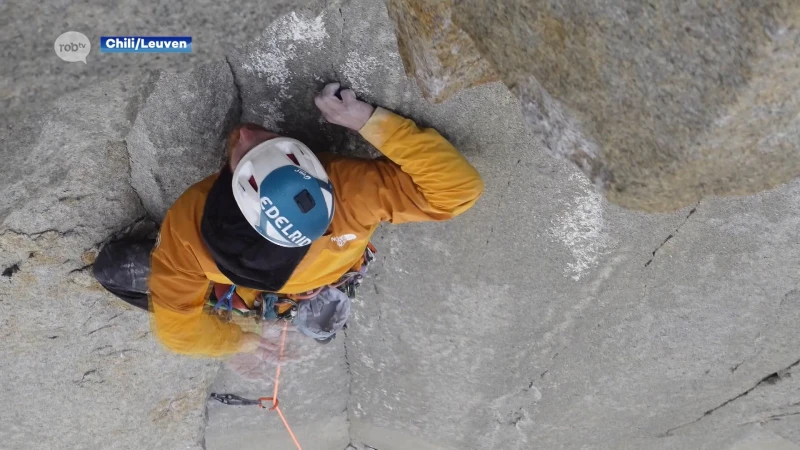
212,285,236,320
207,285,298,322
210,321,302,449
206,243,376,326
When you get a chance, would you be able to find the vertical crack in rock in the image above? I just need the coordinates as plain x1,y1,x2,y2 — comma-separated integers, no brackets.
644,201,700,268
343,328,355,444
224,55,245,123
199,392,210,450
660,357,800,437
196,362,222,450
330,7,357,441
119,140,149,219
333,6,346,81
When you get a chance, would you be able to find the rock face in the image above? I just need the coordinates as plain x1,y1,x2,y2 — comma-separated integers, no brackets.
385,0,498,102
127,63,240,220
391,0,800,212
0,0,313,133
0,77,220,449
2,0,800,449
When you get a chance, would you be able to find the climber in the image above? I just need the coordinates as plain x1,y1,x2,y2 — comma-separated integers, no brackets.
94,82,483,359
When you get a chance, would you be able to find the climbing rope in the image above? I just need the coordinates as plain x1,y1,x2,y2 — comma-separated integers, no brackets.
210,321,303,450
268,321,302,449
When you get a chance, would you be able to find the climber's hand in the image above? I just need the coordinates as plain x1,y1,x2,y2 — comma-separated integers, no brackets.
240,332,284,365
240,329,299,366
314,82,375,131
240,331,277,352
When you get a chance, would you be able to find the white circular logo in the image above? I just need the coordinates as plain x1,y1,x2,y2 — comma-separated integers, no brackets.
54,31,91,64
331,234,357,247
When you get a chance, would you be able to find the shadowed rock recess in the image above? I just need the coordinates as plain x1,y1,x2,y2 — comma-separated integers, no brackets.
390,0,800,212
1,0,798,449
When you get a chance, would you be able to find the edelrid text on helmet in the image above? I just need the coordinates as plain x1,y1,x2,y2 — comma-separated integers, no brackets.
260,196,312,247
232,137,335,248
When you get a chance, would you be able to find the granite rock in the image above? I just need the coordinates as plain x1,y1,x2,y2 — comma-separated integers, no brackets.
2,1,800,449
445,0,800,212
0,76,220,450
126,62,239,220
385,0,498,102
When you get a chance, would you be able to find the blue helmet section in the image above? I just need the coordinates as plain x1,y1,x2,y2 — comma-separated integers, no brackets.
255,165,334,247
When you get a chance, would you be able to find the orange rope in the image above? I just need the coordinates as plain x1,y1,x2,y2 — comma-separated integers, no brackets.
256,244,374,448
275,405,302,449
272,321,287,404
257,321,303,450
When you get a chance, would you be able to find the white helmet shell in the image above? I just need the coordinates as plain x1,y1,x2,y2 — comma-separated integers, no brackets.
231,138,334,247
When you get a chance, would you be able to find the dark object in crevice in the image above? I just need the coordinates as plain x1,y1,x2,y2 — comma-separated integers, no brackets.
93,238,155,311
2,263,20,278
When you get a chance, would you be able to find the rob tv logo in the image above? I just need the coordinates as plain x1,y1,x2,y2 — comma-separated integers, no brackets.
54,31,91,64
54,32,193,63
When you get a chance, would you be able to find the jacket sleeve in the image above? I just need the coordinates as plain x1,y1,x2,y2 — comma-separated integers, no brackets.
336,107,484,226
148,208,244,357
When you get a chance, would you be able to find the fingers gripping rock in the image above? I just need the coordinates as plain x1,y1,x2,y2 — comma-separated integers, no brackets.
314,82,375,131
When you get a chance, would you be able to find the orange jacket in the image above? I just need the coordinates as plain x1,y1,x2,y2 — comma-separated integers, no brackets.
149,108,484,356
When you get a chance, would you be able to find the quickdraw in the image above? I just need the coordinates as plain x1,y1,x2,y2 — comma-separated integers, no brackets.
210,393,270,407
209,322,302,449
211,285,236,320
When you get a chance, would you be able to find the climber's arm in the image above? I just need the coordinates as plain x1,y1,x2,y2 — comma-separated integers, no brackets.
315,83,483,225
353,107,484,224
325,108,485,226
148,208,244,357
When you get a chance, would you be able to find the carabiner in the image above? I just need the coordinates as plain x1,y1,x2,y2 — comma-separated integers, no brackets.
210,393,260,406
258,397,280,410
